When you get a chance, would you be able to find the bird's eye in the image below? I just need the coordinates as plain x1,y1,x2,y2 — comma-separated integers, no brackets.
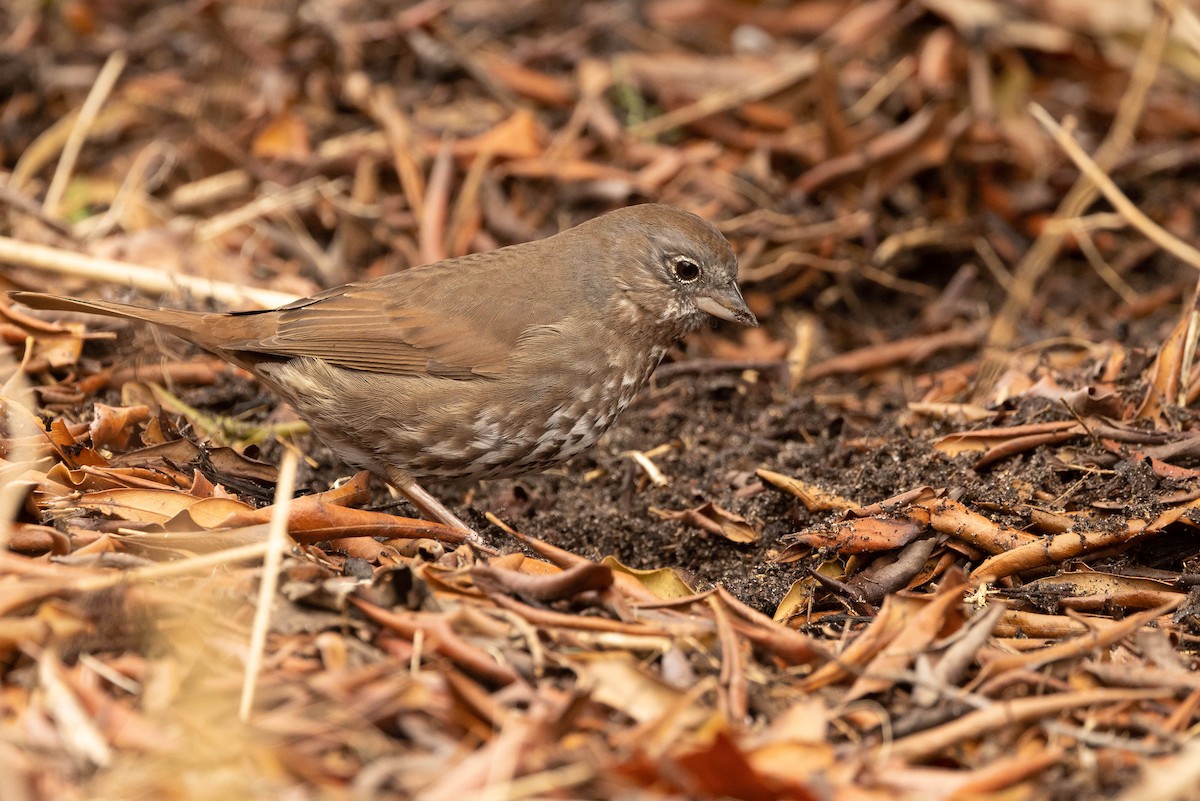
670,257,701,283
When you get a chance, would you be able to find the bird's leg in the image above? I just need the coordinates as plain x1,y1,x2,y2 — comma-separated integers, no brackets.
384,466,488,547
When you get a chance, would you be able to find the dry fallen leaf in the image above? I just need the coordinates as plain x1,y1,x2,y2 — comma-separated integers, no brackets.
650,501,761,543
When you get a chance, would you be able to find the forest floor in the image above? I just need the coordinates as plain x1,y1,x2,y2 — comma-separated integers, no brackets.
3,2,1200,799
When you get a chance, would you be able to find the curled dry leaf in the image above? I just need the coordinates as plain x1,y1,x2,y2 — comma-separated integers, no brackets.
6,523,70,555
225,500,472,546
968,496,1200,581
849,535,940,603
1021,376,1127,417
46,419,107,469
601,556,696,600
933,419,1083,457
110,438,280,484
800,592,912,691
781,510,930,555
755,468,857,512
88,403,151,451
110,524,270,558
453,108,544,160
571,652,714,728
471,561,613,601
913,495,1038,554
1137,279,1200,422
44,463,142,493
252,110,312,161
349,597,521,688
978,601,1183,682
30,329,86,370
906,401,994,422
649,501,760,543
992,608,1113,638
1025,567,1183,611
673,730,808,801
850,485,937,516
773,575,819,623
845,575,967,702
76,488,255,528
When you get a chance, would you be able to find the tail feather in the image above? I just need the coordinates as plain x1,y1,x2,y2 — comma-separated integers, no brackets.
10,291,211,345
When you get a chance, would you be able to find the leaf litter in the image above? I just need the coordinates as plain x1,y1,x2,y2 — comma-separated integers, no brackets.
3,1,1200,799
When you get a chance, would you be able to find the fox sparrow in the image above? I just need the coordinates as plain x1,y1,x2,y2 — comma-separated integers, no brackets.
12,204,756,536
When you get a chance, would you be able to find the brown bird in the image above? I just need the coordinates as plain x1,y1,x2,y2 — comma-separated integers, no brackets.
12,204,756,537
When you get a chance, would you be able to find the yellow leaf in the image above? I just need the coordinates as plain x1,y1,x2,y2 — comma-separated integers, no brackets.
601,556,695,599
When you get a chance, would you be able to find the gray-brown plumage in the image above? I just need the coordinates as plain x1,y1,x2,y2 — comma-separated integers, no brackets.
11,204,756,534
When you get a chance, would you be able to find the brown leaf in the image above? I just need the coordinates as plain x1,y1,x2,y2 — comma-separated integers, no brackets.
6,523,70,555
845,575,967,701
571,652,711,727
88,404,151,451
756,468,857,512
453,108,543,160
77,488,254,527
472,561,612,601
252,111,312,161
1137,280,1200,422
476,55,575,106
674,730,805,801
46,419,107,469
783,513,928,555
222,494,471,546
650,501,760,543
601,557,696,599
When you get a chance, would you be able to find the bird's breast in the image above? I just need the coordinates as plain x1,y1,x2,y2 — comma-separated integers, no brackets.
399,339,671,482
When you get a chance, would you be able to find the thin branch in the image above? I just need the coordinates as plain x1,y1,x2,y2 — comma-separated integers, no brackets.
0,235,297,309
1030,103,1200,272
240,449,299,721
44,51,128,215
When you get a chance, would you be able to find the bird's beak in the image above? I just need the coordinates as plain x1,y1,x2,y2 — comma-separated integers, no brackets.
696,283,757,326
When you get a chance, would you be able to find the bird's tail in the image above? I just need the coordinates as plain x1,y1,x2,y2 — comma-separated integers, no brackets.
9,291,210,344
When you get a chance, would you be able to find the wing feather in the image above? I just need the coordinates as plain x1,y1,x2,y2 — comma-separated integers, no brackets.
220,254,573,378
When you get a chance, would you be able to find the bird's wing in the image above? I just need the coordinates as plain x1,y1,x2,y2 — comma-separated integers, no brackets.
222,262,568,379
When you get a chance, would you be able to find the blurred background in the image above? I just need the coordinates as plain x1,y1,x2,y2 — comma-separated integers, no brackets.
4,0,1197,357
